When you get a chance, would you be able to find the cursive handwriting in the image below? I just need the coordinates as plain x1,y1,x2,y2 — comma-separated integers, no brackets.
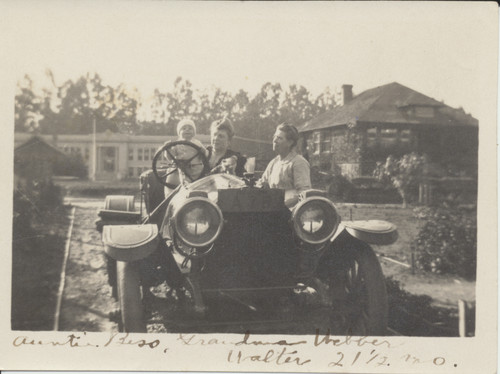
314,329,394,348
235,331,307,346
103,332,160,348
11,330,455,369
177,333,232,346
13,332,98,348
228,347,311,366
177,331,306,347
13,332,162,351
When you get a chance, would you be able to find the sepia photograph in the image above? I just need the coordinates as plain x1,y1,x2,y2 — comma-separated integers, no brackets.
1,1,497,373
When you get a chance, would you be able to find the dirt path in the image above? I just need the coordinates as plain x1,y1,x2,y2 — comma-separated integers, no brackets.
58,205,118,332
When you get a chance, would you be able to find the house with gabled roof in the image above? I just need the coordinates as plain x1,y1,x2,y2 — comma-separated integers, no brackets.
14,135,69,182
299,82,478,179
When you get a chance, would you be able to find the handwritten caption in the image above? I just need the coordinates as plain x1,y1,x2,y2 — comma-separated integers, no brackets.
13,330,456,369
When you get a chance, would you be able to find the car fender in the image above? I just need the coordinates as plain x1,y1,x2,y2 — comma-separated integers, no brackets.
102,224,159,262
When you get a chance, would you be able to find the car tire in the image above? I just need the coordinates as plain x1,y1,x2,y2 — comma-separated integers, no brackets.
101,195,137,298
328,235,388,336
117,260,147,333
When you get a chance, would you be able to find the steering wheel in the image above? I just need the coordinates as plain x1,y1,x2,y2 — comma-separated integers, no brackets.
152,140,210,187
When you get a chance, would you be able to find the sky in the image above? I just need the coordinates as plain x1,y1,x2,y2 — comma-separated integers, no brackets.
0,2,497,121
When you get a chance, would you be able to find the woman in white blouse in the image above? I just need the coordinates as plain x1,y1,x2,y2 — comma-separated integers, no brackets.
259,124,312,207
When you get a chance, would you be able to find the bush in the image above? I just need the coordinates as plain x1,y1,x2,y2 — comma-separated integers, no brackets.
54,153,87,178
386,277,461,336
12,189,35,245
36,180,63,210
412,207,476,280
327,175,355,202
13,179,64,232
374,153,428,207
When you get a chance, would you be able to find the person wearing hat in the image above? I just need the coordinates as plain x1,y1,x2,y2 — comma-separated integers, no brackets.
175,118,207,157
160,119,208,195
206,117,246,176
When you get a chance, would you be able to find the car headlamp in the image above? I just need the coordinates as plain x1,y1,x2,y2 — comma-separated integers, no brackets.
292,197,340,245
173,198,223,248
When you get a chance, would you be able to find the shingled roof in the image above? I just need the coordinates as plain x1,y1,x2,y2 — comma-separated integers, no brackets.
15,135,66,156
299,82,478,133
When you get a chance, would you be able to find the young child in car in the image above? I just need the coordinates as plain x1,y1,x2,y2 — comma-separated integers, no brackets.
174,118,207,158
162,119,208,193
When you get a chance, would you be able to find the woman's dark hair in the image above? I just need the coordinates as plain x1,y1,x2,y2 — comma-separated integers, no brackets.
277,123,300,148
210,117,235,140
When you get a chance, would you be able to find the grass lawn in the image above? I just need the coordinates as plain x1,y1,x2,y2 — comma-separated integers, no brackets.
11,206,71,330
335,203,420,264
335,203,476,314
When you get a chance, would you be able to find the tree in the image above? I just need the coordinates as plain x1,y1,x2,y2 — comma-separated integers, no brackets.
256,82,282,123
194,86,235,134
280,84,316,127
374,153,428,208
145,77,198,135
105,84,140,134
232,89,250,121
239,82,283,140
15,72,342,141
313,86,337,114
35,72,139,135
165,77,197,133
15,75,43,133
231,89,251,137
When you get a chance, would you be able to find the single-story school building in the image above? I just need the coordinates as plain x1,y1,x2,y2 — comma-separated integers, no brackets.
14,131,273,181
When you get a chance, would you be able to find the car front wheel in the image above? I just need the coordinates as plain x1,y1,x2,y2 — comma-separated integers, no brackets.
327,232,388,336
117,261,147,333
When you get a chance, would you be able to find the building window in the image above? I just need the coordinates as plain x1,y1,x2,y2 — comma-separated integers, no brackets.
151,148,158,160
84,147,90,161
137,148,143,161
128,148,134,161
331,128,346,152
313,132,321,154
332,128,346,138
128,167,134,178
306,138,313,155
321,130,331,153
144,148,150,161
102,147,116,172
366,127,377,145
66,146,81,155
400,129,411,143
380,128,398,145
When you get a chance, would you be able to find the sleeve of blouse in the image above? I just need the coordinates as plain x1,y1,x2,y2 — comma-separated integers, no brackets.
293,157,312,192
259,159,273,185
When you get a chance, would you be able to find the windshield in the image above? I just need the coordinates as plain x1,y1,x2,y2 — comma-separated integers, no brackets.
187,174,246,202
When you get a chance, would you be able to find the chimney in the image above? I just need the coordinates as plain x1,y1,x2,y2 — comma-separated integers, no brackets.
342,84,353,105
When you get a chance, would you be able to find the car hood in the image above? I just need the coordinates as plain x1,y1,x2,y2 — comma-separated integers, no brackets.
161,173,247,239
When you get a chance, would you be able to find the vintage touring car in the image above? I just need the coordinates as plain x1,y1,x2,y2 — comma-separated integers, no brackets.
96,141,397,335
